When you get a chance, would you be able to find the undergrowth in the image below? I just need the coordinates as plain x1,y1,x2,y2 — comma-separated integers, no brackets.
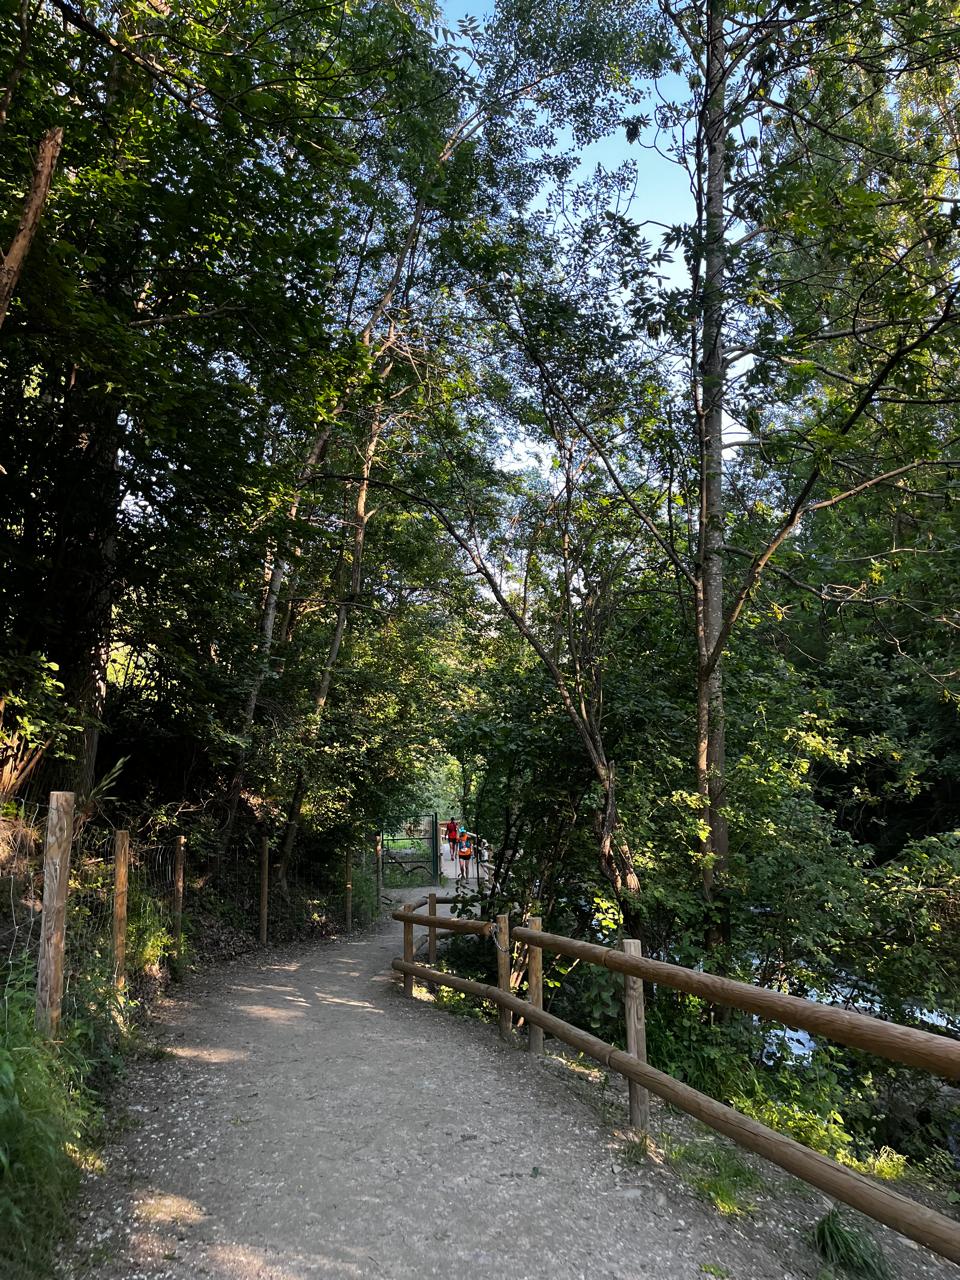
664,1136,764,1216
1,878,176,1278
0,966,92,1278
552,966,958,1205
382,861,438,889
813,1206,891,1280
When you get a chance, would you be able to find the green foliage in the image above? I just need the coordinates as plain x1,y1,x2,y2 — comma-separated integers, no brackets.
126,891,174,972
433,986,491,1022
666,1138,764,1217
734,1089,853,1163
3,0,960,1252
812,1208,891,1280
0,968,89,1274
382,863,437,889
0,655,81,798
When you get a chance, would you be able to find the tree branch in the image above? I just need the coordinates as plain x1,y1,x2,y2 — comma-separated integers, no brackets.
0,125,63,329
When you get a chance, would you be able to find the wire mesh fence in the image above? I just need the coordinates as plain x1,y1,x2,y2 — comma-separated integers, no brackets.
1,797,44,997
2,790,395,1039
1,799,187,1034
60,818,115,1026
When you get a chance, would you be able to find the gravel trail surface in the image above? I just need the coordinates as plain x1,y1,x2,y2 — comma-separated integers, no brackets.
58,889,957,1280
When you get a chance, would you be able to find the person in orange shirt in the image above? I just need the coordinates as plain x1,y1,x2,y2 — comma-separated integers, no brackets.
457,828,474,883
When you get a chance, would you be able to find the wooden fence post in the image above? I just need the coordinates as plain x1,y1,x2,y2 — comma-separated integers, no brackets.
427,891,438,993
344,848,353,933
527,915,544,1054
259,834,269,944
36,791,74,1035
624,937,650,1132
172,834,185,955
496,912,512,1040
428,892,437,966
402,903,414,996
375,833,383,916
112,830,130,991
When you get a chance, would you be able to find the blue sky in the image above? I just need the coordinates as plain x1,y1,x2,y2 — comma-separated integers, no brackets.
440,0,694,238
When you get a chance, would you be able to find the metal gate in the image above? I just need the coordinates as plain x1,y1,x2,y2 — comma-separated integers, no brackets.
380,814,440,880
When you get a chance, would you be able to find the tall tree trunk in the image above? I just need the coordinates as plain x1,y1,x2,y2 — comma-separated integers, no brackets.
276,768,304,902
219,544,290,855
219,427,333,854
32,377,121,798
275,409,384,882
595,759,641,905
697,0,730,938
315,411,382,713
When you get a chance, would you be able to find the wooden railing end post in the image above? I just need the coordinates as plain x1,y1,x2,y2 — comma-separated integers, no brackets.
496,911,512,1041
402,903,414,996
623,937,650,1133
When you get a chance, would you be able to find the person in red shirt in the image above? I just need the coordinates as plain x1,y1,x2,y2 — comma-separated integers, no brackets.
444,818,459,861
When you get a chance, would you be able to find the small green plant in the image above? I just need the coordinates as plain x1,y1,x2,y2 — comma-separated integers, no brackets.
126,890,173,971
668,1139,763,1216
837,1145,906,1182
812,1207,891,1280
700,1266,731,1278
733,1089,853,1161
619,1136,650,1167
433,984,491,1021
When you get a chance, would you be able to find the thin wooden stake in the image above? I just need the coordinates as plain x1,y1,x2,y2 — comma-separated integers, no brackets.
375,833,383,917
624,937,650,1132
36,791,74,1035
402,904,414,996
428,892,437,965
426,892,438,993
259,834,269,945
496,912,512,1040
112,830,130,991
527,915,543,1054
172,834,185,955
344,847,353,933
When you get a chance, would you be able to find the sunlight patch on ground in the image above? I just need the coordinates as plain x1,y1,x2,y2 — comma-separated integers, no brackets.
236,1002,306,1023
166,1045,249,1063
138,1191,208,1225
205,1242,364,1278
310,991,382,1012
247,981,304,993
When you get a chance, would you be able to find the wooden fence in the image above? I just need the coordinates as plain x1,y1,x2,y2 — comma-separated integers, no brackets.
26,792,187,1035
21,792,378,1033
391,902,960,1267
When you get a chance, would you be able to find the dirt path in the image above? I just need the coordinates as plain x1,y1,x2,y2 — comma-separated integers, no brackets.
58,891,956,1280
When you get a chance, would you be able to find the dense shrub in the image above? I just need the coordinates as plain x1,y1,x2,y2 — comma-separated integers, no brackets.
0,965,90,1276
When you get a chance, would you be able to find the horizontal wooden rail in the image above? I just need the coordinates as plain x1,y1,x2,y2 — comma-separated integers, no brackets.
390,909,491,937
512,927,960,1079
394,957,960,1266
402,894,457,911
